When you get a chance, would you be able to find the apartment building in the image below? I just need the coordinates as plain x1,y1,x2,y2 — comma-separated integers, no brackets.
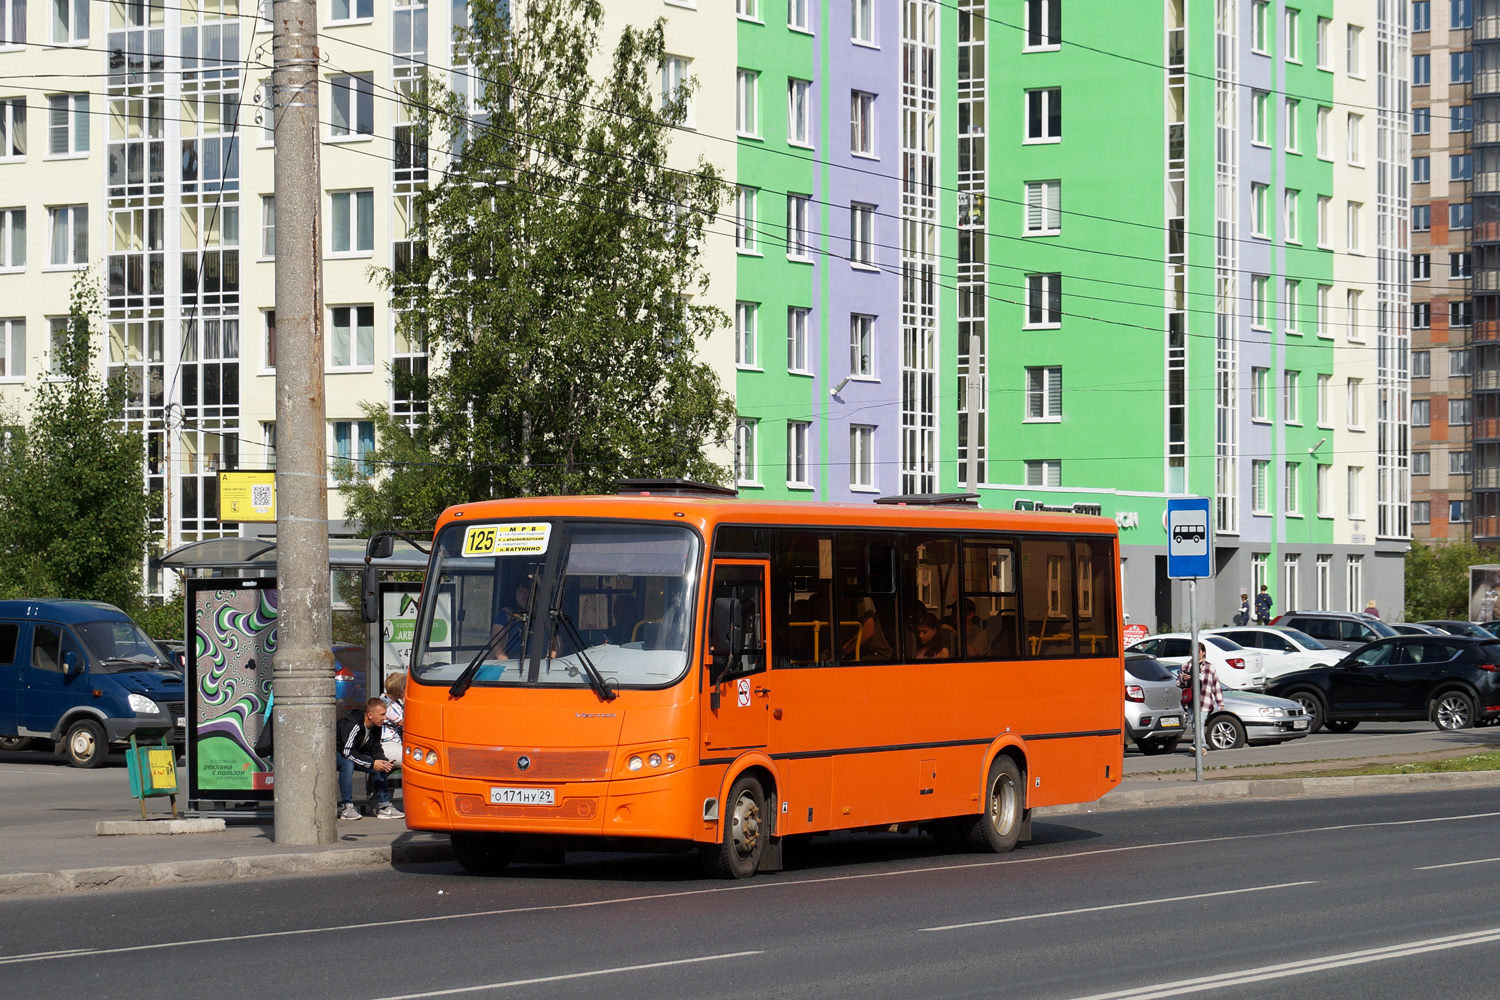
0,1,1409,623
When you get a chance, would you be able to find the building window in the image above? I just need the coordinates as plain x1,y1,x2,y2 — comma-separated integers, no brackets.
1316,16,1331,68
0,207,23,269
1413,350,1430,378
1456,0,1474,29
1413,107,1430,135
1252,91,1270,145
1251,1,1269,52
734,419,757,485
1451,398,1473,425
1452,349,1473,377
1284,190,1300,242
1451,451,1473,476
51,0,86,43
1316,465,1331,517
1453,51,1474,84
329,74,373,138
262,309,275,371
737,0,758,20
1346,25,1362,76
331,0,373,20
736,70,758,136
1414,253,1430,280
1452,203,1474,230
1346,289,1362,341
1284,7,1300,61
1284,462,1301,514
330,190,374,254
1251,183,1269,237
0,318,25,378
1347,466,1363,519
1024,0,1061,50
1453,301,1475,328
734,186,757,252
787,306,810,373
330,305,374,369
1025,180,1062,235
1453,252,1474,279
1346,377,1363,428
1316,105,1331,156
1284,370,1301,423
788,0,810,32
787,78,812,146
1285,280,1301,332
1251,275,1270,329
850,314,873,376
786,194,810,258
1413,156,1430,183
333,420,376,477
1413,501,1431,524
47,204,86,266
1345,555,1364,612
1454,154,1475,181
1317,195,1331,245
850,91,875,156
0,98,23,160
260,195,275,258
1413,205,1431,231
1414,1,1431,32
1453,105,1474,132
1025,460,1061,487
1317,373,1331,425
849,202,874,264
1252,461,1270,514
1285,98,1300,151
46,94,87,155
1025,88,1062,142
1413,303,1431,329
1452,501,1473,524
1026,273,1062,327
1346,201,1362,252
786,420,810,487
1411,399,1430,426
1413,451,1430,476
1414,54,1431,86
1316,284,1330,335
735,302,758,368
1251,366,1270,421
1026,366,1062,421
1346,114,1362,164
851,0,873,43
850,425,874,489
661,56,691,124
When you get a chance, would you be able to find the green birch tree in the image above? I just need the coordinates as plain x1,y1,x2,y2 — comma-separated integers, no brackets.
341,0,735,533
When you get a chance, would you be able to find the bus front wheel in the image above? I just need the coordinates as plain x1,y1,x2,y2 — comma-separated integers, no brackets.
451,833,514,875
702,774,766,879
957,755,1024,854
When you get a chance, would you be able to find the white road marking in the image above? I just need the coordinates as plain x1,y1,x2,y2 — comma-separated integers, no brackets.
1414,856,1500,870
1,809,1496,966
920,881,1317,932
364,951,764,1000
1065,925,1500,1000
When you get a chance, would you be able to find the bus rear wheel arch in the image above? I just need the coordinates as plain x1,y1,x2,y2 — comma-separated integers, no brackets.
702,773,768,879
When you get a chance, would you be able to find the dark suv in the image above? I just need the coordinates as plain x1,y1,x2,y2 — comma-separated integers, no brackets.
1271,611,1399,652
1265,635,1500,733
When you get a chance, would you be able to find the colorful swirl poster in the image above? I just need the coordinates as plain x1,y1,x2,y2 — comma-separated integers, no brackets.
187,579,278,802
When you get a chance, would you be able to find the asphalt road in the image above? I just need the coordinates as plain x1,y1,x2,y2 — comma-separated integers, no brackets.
3,787,1499,999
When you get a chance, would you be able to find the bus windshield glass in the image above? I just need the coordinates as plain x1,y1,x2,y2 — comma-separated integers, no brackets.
410,519,702,690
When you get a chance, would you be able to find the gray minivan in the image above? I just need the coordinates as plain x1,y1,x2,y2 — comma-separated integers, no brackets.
0,600,184,767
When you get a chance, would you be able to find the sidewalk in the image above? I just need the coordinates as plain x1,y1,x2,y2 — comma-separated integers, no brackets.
2,747,1499,898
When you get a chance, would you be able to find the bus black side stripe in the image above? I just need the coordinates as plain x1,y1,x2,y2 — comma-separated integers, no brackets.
697,729,1120,767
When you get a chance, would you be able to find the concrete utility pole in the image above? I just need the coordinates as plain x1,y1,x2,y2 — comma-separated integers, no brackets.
271,0,336,845
965,376,981,493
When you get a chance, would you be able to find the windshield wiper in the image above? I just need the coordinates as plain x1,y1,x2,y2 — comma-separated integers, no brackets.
550,609,617,703
448,615,522,699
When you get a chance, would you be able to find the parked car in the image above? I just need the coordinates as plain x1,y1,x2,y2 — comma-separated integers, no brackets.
0,600,185,767
1211,689,1314,749
1417,621,1497,639
1126,633,1270,690
1124,653,1193,755
1390,623,1447,636
1205,626,1341,675
1270,611,1399,652
1265,634,1500,733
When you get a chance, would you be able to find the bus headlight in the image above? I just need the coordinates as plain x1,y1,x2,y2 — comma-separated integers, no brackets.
627,756,643,771
648,753,662,768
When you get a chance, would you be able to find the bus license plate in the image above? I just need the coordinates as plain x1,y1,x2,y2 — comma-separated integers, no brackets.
490,787,555,806
1159,716,1181,728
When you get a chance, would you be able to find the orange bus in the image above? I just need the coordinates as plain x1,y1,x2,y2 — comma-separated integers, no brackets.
399,481,1123,878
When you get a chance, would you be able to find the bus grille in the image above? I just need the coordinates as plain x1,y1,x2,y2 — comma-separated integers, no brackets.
454,795,599,820
446,747,612,782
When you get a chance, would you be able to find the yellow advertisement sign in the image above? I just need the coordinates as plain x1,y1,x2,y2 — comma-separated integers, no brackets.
219,471,277,523
147,748,178,792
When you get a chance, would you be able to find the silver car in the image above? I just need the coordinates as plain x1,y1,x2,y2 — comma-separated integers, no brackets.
1124,654,1193,754
1209,689,1313,749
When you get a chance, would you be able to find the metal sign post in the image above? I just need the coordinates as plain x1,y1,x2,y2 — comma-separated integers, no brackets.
1166,498,1213,782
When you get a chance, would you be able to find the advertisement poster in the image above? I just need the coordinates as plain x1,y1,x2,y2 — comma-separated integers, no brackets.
380,583,449,680
187,579,278,803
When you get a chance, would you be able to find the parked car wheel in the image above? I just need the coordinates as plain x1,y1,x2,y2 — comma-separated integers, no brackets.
1324,720,1359,733
0,736,33,752
63,719,108,769
1287,691,1325,734
1135,738,1181,755
1433,691,1475,732
1206,714,1246,750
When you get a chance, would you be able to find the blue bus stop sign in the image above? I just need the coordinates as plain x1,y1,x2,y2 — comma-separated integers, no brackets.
1166,497,1213,579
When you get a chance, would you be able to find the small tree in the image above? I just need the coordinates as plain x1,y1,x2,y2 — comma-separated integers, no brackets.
1404,539,1493,622
0,274,155,610
340,0,735,534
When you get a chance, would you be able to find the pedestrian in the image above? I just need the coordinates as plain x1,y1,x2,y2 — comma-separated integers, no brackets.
1234,592,1250,626
1177,643,1225,750
380,673,405,763
1363,599,1381,619
1254,584,1273,625
336,697,402,820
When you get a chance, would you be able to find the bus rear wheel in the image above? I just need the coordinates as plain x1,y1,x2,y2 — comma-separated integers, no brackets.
702,775,766,879
451,833,514,875
955,755,1024,854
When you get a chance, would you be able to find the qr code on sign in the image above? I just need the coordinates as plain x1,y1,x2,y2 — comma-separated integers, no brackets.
251,484,273,508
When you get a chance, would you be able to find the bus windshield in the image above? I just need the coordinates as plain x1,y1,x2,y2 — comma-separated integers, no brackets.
410,519,702,691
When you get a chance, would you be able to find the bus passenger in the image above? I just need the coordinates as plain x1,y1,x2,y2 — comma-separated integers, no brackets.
842,608,894,661
605,593,640,645
912,613,952,659
962,599,990,657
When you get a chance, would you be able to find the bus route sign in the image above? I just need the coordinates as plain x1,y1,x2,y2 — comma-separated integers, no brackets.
1166,497,1212,580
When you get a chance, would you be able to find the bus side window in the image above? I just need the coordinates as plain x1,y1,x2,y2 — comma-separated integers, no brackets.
902,536,960,661
772,531,835,667
1020,538,1077,657
834,532,899,664
963,539,1019,660
1074,538,1117,657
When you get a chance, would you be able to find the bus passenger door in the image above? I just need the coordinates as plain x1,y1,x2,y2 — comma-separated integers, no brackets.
703,561,771,754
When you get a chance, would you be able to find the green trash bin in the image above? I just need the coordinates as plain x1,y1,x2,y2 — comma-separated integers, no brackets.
125,735,180,820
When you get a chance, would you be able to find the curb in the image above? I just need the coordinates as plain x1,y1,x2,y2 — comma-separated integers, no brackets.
1038,768,1500,816
97,819,228,837
0,838,455,899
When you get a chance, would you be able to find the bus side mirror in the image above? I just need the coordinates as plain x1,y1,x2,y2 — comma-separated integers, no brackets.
709,597,743,684
361,565,381,624
62,651,82,679
366,534,396,561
